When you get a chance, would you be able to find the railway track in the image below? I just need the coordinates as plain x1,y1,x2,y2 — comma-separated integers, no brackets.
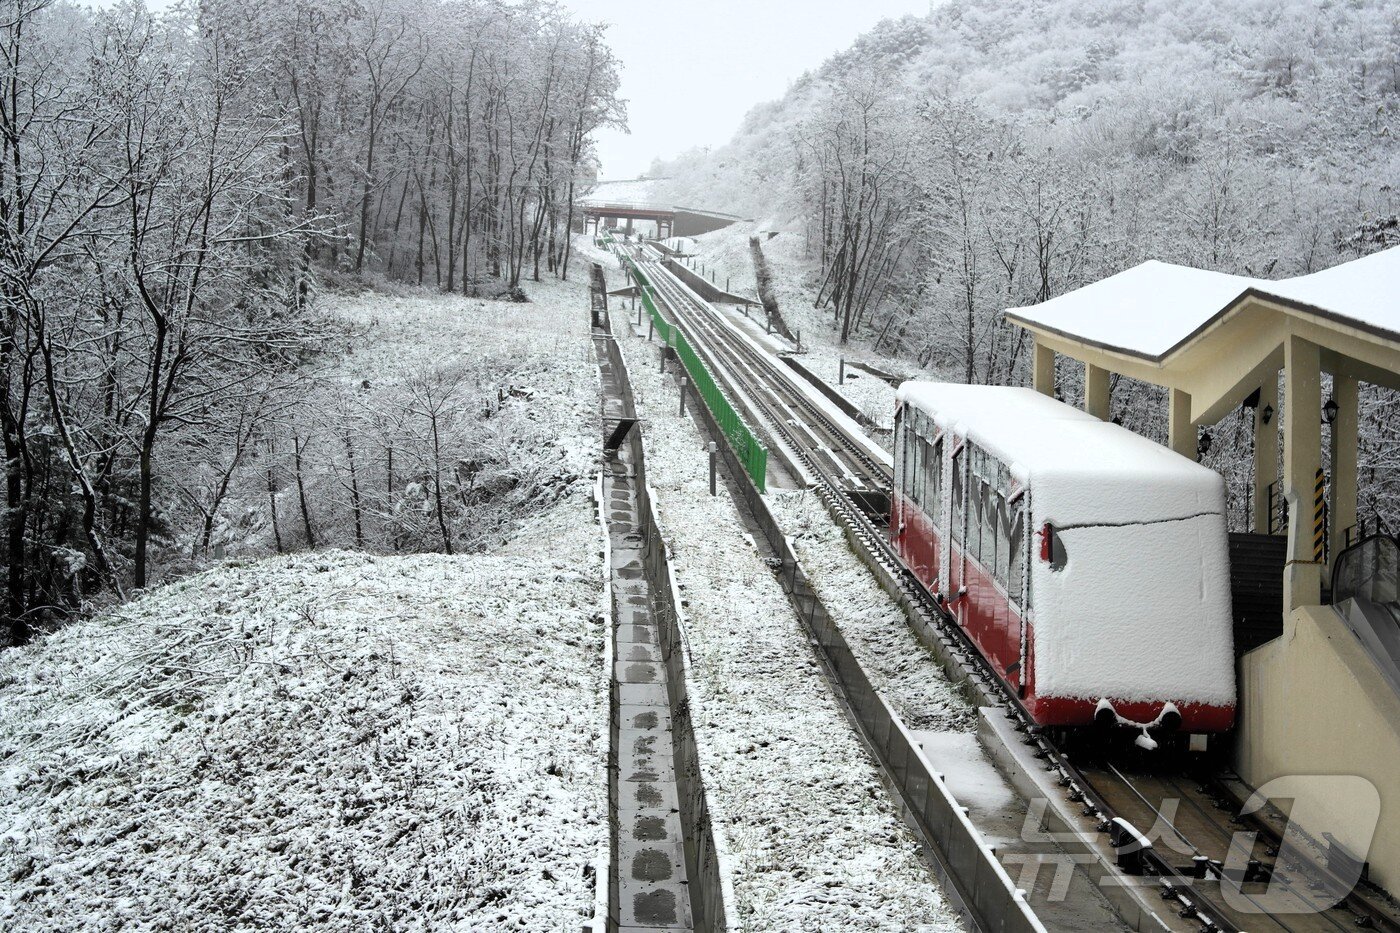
622,244,1400,933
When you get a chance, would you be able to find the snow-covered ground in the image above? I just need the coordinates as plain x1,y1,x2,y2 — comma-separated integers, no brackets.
0,514,607,931
770,490,973,734
610,285,963,931
1,276,610,931
194,273,601,563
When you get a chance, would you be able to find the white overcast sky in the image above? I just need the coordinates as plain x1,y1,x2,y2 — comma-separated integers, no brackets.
557,0,930,180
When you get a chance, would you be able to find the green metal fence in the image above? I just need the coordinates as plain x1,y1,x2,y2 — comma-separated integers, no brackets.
674,330,769,490
622,257,769,491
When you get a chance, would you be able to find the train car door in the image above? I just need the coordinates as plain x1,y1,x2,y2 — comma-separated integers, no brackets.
949,443,965,607
1008,488,1029,696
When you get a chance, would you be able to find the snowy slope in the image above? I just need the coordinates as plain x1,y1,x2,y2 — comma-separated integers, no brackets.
0,502,607,931
2,268,610,931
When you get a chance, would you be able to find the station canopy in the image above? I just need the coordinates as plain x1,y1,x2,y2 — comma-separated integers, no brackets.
1006,245,1400,425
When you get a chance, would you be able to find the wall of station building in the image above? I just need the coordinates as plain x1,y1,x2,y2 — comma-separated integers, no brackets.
1236,604,1400,894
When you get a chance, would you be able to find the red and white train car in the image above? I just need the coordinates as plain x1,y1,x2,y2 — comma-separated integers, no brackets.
891,384,1236,737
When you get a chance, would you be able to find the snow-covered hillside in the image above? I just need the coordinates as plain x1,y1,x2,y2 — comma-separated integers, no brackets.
0,513,607,930
0,277,610,931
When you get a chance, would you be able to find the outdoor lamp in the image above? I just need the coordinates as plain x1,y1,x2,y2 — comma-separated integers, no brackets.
1262,404,1274,425
1323,398,1339,425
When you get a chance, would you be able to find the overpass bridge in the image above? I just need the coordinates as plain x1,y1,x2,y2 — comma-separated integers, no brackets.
577,178,748,239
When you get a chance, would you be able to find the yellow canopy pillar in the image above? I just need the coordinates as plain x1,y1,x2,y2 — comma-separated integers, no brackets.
1253,375,1279,534
1283,336,1323,609
1329,373,1359,564
1168,388,1194,460
1033,341,1055,397
1085,363,1111,420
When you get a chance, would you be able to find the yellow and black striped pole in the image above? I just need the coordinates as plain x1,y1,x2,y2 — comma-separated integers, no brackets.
1313,468,1327,563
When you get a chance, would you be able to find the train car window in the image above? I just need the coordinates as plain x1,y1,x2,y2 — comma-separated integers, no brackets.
951,448,964,544
1008,501,1026,605
928,437,944,526
911,427,924,507
996,495,1011,586
979,481,988,562
904,413,916,501
918,437,932,515
981,482,997,573
980,476,991,554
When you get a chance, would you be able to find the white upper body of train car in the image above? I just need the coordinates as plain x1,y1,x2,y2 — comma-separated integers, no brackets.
892,383,1236,734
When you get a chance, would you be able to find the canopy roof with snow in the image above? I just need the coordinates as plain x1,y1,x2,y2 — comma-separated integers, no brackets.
1008,246,1400,428
1007,246,1400,366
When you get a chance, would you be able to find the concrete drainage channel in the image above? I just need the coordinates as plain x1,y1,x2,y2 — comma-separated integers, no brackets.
591,266,737,932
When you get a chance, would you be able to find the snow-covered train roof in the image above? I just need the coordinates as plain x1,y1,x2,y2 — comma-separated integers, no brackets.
896,383,1226,526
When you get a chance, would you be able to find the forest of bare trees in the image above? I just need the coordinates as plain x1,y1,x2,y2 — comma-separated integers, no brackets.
0,0,621,645
654,0,1400,532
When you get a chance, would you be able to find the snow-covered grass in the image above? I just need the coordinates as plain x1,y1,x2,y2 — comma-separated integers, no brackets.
612,301,963,931
207,274,600,560
1,270,610,931
0,502,607,931
771,490,973,733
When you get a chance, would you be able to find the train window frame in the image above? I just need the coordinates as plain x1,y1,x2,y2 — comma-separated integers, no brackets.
910,421,924,507
981,480,997,574
928,435,944,528
996,494,1012,587
902,410,918,502
1008,498,1026,605
951,445,965,545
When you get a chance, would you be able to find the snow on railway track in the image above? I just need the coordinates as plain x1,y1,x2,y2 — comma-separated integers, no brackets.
609,287,965,932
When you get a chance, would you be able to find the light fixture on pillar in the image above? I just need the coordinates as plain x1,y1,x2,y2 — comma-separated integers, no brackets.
1262,404,1274,425
1322,398,1339,425
1197,430,1213,461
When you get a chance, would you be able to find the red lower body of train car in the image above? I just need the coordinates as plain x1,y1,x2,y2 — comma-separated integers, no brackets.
891,492,1234,732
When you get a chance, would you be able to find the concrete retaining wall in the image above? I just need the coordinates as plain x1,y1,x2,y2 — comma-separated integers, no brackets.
628,418,739,932
663,258,755,308
673,208,745,238
779,356,874,428
1237,604,1400,894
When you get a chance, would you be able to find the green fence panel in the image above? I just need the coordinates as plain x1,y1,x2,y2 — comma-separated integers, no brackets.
620,257,769,491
